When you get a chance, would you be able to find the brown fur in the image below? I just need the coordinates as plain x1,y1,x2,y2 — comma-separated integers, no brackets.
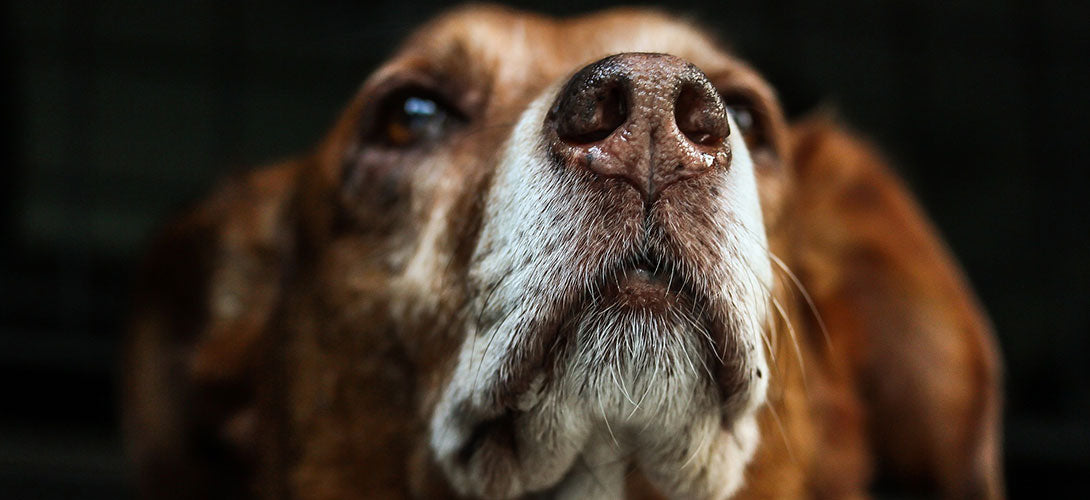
124,5,1002,499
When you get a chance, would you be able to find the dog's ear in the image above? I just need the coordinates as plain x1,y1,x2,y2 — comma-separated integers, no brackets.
787,118,1003,498
123,162,298,498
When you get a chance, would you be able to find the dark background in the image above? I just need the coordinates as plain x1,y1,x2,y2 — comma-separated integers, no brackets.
3,0,1087,497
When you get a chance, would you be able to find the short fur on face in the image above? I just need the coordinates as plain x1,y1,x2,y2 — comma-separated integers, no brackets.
124,5,1003,499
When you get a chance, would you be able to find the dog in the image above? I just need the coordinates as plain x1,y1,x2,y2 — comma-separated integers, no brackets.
124,5,1003,499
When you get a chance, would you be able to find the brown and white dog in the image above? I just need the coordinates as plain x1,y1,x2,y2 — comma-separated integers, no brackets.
124,5,1003,499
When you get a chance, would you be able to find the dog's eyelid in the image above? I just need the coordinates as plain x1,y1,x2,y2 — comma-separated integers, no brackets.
717,89,768,144
358,81,469,149
366,69,475,117
717,88,762,115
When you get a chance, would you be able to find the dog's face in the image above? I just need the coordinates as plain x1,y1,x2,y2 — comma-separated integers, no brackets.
323,8,791,498
126,5,1002,500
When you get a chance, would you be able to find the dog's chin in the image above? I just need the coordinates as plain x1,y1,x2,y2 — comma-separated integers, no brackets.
564,265,715,407
429,274,765,500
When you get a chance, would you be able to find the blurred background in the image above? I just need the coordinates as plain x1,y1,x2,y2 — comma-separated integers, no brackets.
3,0,1087,497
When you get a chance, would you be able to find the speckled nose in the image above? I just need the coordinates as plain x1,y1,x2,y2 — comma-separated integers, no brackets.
545,53,731,201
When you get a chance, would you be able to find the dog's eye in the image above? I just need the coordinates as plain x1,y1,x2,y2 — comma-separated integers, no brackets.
722,93,768,151
371,90,463,148
727,106,756,136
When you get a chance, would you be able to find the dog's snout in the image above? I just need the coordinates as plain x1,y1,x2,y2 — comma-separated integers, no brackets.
546,53,731,200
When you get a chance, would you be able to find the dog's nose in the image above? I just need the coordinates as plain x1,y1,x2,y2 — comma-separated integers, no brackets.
545,53,731,200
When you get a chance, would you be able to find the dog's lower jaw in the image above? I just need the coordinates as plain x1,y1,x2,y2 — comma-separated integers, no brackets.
427,311,768,500
543,412,761,500
428,382,764,500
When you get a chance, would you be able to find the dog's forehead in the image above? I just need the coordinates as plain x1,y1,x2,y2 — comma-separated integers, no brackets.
393,6,745,98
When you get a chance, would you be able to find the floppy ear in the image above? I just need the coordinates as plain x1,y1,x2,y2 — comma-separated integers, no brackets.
123,162,298,499
787,118,1003,498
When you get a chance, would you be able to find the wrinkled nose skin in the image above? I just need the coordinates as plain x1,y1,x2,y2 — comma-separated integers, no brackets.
545,53,732,201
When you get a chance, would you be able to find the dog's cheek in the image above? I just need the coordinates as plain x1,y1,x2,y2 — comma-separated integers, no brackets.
281,273,420,497
285,208,482,494
752,151,792,234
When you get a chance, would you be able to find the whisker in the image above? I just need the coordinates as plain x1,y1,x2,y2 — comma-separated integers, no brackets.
730,243,792,390
679,422,711,470
598,388,621,450
768,252,833,354
771,296,808,397
471,294,523,394
610,359,638,410
730,225,832,360
765,398,799,466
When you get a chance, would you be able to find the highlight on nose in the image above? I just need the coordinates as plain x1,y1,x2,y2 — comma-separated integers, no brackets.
545,52,731,200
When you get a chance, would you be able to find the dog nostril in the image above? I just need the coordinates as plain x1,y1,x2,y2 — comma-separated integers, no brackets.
556,84,628,145
674,84,729,147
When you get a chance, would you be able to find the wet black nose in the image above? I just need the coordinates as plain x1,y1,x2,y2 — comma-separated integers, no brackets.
545,52,731,200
